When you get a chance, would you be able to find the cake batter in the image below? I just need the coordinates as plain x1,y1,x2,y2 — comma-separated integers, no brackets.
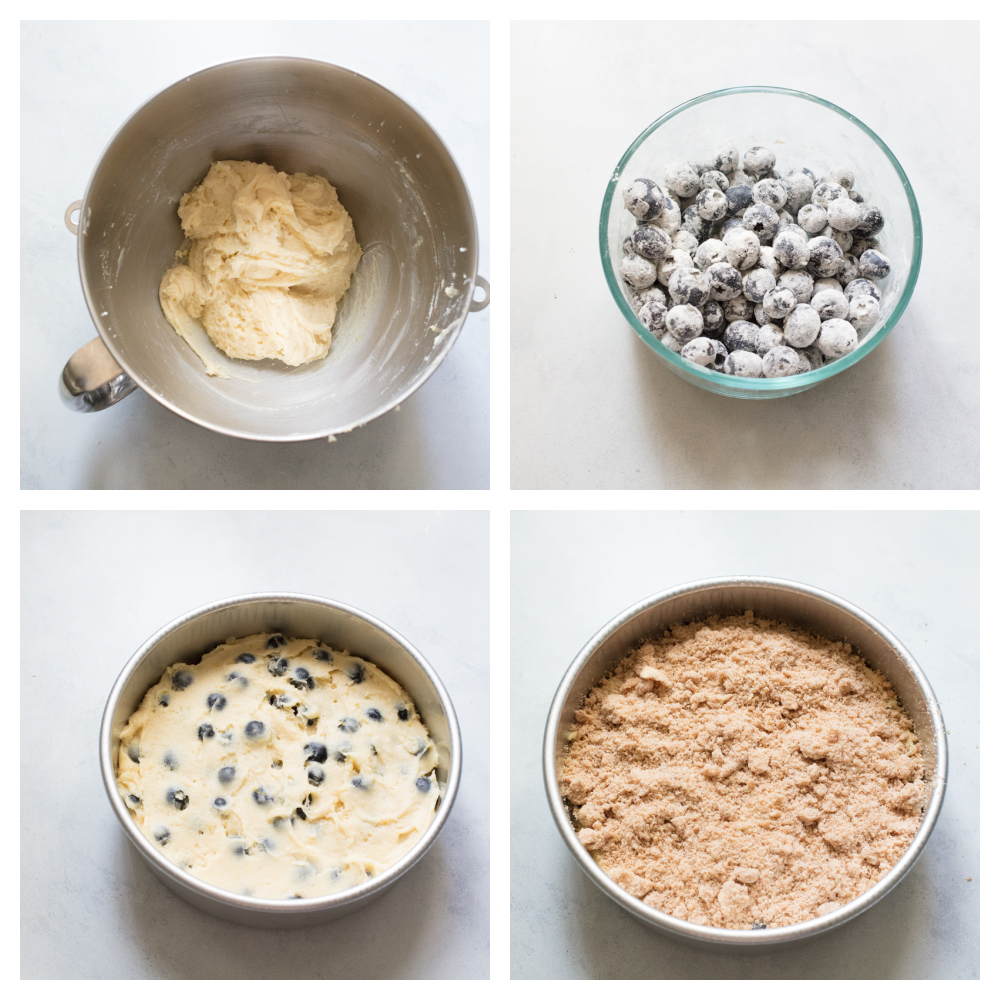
117,634,439,899
159,160,362,374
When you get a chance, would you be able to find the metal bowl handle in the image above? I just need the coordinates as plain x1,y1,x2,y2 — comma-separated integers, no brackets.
60,337,138,413
62,199,138,412
65,199,82,235
469,275,490,312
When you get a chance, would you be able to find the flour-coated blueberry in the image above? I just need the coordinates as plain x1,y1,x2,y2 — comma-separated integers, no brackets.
723,228,760,271
713,143,740,173
743,146,776,176
705,262,743,301
725,184,753,217
772,230,809,269
858,249,890,280
742,204,780,243
722,350,763,378
742,268,776,303
696,187,728,222
756,324,785,357
620,253,657,289
723,295,754,323
723,320,760,354
762,345,801,378
811,287,849,320
663,162,701,198
699,169,729,192
778,270,814,304
694,239,728,270
702,300,725,332
812,181,848,208
783,304,822,348
807,237,844,278
780,172,814,214
668,267,711,307
752,178,786,210
826,198,861,232
623,178,667,221
632,226,672,262
844,278,881,303
817,318,858,359
848,294,881,333
853,204,884,237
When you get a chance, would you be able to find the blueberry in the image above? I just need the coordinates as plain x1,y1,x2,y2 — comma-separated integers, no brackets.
347,662,366,684
252,787,273,805
267,657,289,677
397,708,409,721
289,667,315,691
233,843,248,856
266,635,287,649
226,672,249,687
296,808,307,821
218,766,236,784
154,827,170,844
415,776,431,793
245,720,266,739
166,788,189,810
411,739,427,757
127,794,141,805
158,694,170,707
213,797,227,808
751,921,767,930
366,708,383,722
307,767,325,786
127,745,140,764
163,750,179,770
338,717,360,733
334,749,347,763
236,652,256,664
172,670,193,690
304,742,328,764
726,184,753,216
207,692,227,711
313,649,331,662
197,724,215,741
351,777,367,790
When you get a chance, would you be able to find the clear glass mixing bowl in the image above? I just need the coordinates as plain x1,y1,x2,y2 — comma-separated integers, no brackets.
599,87,922,399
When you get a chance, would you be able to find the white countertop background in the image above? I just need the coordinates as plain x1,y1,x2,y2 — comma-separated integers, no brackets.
511,511,979,979
511,21,979,489
20,511,490,979
21,21,490,490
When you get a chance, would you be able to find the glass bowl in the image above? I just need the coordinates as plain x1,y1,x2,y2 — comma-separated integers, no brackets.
599,87,922,399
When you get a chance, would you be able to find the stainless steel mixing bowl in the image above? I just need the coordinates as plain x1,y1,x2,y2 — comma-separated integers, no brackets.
100,593,462,928
62,57,489,441
543,577,947,951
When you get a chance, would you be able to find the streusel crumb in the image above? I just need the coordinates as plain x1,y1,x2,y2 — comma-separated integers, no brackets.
559,612,925,929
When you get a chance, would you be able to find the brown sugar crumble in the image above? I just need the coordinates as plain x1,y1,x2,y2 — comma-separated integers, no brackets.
559,612,925,930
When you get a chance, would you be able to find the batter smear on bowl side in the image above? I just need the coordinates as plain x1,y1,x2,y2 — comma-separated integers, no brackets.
117,633,439,899
559,613,925,929
159,161,362,375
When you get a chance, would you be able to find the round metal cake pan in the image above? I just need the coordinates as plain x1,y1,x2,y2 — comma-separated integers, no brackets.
543,576,947,952
100,592,462,928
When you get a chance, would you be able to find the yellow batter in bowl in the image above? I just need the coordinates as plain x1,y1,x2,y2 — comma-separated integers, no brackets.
158,161,363,375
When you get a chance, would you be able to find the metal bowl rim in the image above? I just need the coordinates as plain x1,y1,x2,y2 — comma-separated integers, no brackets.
542,574,947,948
77,55,481,442
100,590,463,916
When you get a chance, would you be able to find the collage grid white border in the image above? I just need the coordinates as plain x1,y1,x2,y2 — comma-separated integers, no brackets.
8,1,994,990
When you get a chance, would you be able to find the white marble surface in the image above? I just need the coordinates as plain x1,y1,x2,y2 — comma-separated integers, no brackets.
511,21,978,489
21,511,489,979
511,511,979,979
21,21,490,490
